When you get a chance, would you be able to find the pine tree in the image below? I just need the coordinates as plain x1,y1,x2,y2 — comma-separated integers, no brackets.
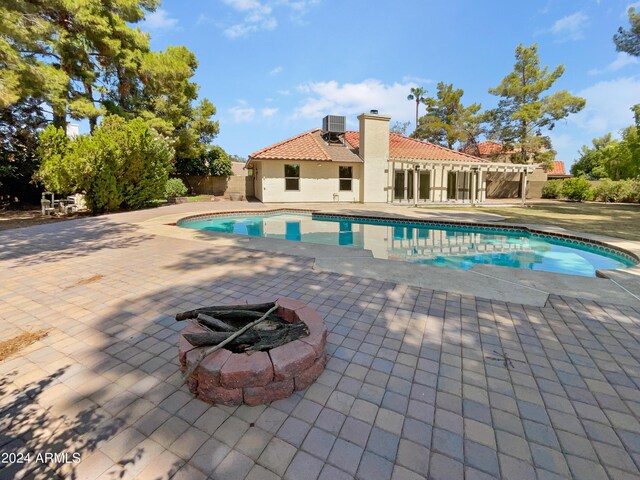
488,44,585,170
614,7,640,57
415,82,485,150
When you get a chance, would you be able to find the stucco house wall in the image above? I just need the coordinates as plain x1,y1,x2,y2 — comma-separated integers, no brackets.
253,160,362,203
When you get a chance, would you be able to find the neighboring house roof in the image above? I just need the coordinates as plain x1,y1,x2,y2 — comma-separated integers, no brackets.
249,129,361,163
248,129,489,164
476,141,504,156
547,160,571,177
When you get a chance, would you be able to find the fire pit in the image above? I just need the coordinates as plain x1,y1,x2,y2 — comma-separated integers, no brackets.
177,297,327,406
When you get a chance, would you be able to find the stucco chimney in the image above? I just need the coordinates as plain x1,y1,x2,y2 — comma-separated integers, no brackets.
358,112,391,202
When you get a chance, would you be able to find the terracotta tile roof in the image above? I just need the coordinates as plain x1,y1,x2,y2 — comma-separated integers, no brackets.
250,129,488,164
249,129,362,163
250,129,330,161
548,160,569,176
344,131,489,163
477,141,504,155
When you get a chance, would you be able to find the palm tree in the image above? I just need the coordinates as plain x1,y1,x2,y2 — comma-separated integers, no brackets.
407,87,428,135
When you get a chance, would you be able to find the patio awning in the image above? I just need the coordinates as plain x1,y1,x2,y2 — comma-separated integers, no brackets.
389,158,537,173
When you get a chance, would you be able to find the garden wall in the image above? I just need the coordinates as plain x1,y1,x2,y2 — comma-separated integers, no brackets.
182,175,254,199
486,167,547,199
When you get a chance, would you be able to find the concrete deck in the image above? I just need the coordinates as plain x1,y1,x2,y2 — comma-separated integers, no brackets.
1,201,640,480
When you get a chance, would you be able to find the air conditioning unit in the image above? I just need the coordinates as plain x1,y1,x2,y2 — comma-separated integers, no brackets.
322,115,346,134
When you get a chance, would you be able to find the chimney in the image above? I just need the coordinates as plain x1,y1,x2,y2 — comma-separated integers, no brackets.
358,111,391,202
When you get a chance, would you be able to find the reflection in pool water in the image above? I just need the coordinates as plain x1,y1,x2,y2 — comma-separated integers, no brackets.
179,213,634,277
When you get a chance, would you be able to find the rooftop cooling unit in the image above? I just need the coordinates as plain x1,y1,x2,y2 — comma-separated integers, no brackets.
322,115,346,135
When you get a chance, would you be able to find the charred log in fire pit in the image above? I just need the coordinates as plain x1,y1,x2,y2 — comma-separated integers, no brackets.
177,298,328,406
176,302,309,354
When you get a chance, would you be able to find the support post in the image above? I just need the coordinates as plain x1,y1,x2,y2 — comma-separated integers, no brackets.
391,161,395,203
413,166,419,207
521,171,528,206
470,169,477,207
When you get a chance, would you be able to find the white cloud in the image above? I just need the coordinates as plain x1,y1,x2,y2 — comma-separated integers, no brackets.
141,9,179,31
588,52,639,75
222,0,275,38
401,75,433,85
545,11,589,41
572,76,640,133
549,76,640,165
278,89,291,95
229,105,256,123
293,79,422,124
261,107,278,117
221,0,319,38
270,66,283,75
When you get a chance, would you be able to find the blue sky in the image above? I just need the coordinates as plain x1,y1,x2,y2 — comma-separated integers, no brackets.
140,0,640,166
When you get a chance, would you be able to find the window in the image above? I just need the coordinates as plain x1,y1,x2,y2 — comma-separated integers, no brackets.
339,166,353,191
284,164,299,191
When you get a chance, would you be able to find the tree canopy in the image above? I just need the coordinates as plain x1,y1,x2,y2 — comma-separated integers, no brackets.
571,115,640,181
414,82,486,150
1,0,219,201
488,44,585,170
614,7,640,57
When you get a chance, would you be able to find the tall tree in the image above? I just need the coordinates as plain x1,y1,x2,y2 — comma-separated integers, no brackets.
415,82,485,150
0,0,160,130
614,7,640,57
571,133,616,179
1,0,219,190
407,87,428,135
488,44,586,170
137,46,219,169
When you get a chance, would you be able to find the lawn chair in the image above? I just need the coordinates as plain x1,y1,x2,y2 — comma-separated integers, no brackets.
41,192,56,215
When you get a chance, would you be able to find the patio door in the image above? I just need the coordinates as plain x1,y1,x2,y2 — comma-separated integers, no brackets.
447,172,472,201
418,172,430,201
394,171,405,200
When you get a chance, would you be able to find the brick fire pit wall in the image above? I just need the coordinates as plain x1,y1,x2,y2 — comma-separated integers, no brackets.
178,297,328,406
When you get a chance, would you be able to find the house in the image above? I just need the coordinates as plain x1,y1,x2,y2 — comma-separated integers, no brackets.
547,161,572,180
246,112,534,204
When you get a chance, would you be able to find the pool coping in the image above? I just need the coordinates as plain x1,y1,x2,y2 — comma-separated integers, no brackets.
144,207,640,308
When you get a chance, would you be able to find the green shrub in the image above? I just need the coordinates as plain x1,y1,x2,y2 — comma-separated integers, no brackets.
174,145,233,177
617,179,640,203
541,180,563,199
594,179,640,203
165,178,188,198
35,115,174,214
561,176,593,202
595,179,619,202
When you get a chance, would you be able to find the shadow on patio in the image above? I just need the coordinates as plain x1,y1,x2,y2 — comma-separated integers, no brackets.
1,232,639,479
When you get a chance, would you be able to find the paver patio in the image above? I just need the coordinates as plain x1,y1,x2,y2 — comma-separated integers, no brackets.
1,202,640,479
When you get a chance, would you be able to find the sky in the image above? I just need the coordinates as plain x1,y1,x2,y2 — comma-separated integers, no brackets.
139,0,640,167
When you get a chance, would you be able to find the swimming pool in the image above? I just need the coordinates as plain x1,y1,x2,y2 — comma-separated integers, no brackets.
178,211,636,277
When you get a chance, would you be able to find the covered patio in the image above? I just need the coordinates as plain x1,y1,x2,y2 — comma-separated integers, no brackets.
389,159,535,206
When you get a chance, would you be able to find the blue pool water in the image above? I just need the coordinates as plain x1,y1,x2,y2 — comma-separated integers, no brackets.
178,212,635,277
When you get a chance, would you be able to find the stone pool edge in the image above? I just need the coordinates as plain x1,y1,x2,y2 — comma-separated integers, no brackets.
142,208,640,309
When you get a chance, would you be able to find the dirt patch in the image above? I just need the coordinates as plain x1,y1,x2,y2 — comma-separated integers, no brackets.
0,208,88,232
64,274,105,290
0,330,49,362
